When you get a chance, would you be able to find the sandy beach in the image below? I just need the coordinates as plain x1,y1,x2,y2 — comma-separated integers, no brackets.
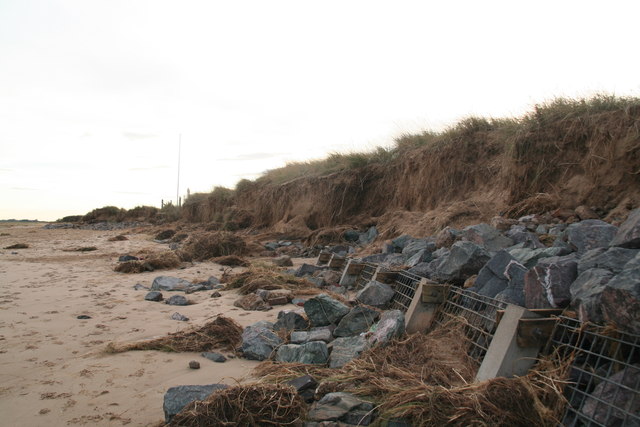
0,223,285,426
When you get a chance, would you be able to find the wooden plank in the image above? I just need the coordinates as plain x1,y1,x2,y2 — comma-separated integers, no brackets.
374,270,398,284
346,262,365,275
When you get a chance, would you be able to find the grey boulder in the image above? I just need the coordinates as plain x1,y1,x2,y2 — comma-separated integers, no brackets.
368,310,405,347
151,276,195,292
329,336,370,368
240,325,283,361
609,208,640,248
435,241,491,285
163,384,228,423
275,341,329,364
355,281,394,309
304,294,350,327
334,306,379,337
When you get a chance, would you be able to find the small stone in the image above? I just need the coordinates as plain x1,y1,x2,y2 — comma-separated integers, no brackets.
267,296,289,306
171,312,189,321
165,295,189,306
210,291,222,298
133,283,148,290
144,291,163,302
76,315,91,320
188,360,200,369
202,352,227,363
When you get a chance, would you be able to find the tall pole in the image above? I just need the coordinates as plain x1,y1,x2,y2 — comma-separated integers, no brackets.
177,133,181,207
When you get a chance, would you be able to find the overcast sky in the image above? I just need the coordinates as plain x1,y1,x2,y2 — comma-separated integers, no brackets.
1,1,639,221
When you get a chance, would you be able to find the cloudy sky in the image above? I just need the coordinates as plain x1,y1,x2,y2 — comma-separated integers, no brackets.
1,1,638,221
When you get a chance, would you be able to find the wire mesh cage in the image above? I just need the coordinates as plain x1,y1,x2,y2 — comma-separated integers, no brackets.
545,316,640,426
431,286,509,365
353,263,378,291
388,271,421,312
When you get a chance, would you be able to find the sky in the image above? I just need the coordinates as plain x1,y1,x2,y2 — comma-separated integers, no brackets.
1,1,639,221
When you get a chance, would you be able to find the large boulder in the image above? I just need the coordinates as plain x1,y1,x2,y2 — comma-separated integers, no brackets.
240,324,283,361
294,263,323,277
406,249,432,267
308,392,375,425
329,336,370,368
435,241,491,285
355,281,394,309
303,294,350,327
494,260,528,306
358,226,378,245
508,246,571,269
563,220,618,255
524,254,578,309
581,364,640,425
505,226,545,249
273,310,309,331
577,247,638,275
462,223,514,252
275,341,329,364
151,276,195,292
600,262,640,334
609,208,640,248
290,327,333,344
402,239,435,258
163,384,228,423
368,310,405,346
570,268,615,324
334,306,380,337
435,227,459,249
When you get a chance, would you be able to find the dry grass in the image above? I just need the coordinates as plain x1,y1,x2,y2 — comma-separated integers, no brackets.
224,265,314,296
254,319,569,426
113,251,182,273
169,384,306,426
179,231,246,262
105,316,242,353
212,255,250,267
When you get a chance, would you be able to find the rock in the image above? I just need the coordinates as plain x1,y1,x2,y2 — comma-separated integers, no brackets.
368,310,405,346
151,276,195,292
287,375,317,403
144,291,163,302
552,208,576,221
155,229,176,240
462,223,514,252
308,392,375,424
273,310,310,331
272,255,293,267
524,254,578,309
163,384,228,423
563,220,618,254
264,241,279,251
133,283,148,290
402,239,434,258
210,291,222,298
435,241,490,285
380,253,408,268
240,325,283,361
234,294,270,311
275,341,329,364
435,227,458,249
329,336,370,368
76,315,91,320
406,249,432,267
581,364,640,425
577,247,638,275
166,295,189,306
490,216,518,231
295,263,323,277
355,281,394,309
292,298,306,306
601,263,640,334
610,208,640,248
313,270,342,286
334,306,379,337
202,352,227,363
291,327,333,344
119,255,139,262
575,205,599,220
358,226,378,245
304,294,350,327
188,360,200,369
505,227,546,249
360,253,391,264
343,230,360,242
171,312,189,321
570,268,615,324
267,295,289,306
494,261,528,306
508,246,571,269
390,234,412,252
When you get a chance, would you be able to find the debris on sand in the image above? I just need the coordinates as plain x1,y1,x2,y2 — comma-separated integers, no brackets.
211,255,250,267
4,243,29,249
114,251,181,273
168,384,306,427
105,316,242,353
178,231,246,261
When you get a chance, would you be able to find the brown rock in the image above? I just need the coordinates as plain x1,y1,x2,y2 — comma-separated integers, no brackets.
490,216,518,231
463,275,477,289
267,296,289,306
188,360,200,369
435,226,457,249
551,208,576,221
575,205,599,220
